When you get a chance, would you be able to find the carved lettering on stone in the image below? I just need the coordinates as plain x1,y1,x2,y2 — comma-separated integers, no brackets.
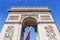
3,26,14,40
45,26,57,40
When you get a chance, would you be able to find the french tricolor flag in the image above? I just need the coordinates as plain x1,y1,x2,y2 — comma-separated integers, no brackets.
25,28,30,40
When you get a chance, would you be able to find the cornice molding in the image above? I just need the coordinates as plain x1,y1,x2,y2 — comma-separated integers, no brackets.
8,6,51,12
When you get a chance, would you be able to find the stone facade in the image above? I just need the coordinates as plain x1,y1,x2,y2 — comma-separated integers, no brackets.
0,6,60,40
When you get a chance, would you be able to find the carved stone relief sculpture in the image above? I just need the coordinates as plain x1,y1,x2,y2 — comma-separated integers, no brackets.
3,26,14,40
41,15,51,20
45,26,57,40
8,16,19,20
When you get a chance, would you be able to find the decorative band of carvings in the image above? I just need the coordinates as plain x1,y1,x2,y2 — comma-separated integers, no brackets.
5,22,55,24
8,9,51,12
38,22,55,24
5,22,21,24
8,6,51,12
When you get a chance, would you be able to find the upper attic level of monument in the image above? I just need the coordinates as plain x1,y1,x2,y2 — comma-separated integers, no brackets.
8,6,51,12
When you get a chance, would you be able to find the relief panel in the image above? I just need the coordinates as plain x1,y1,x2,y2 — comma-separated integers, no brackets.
8,16,19,20
6,13,21,22
3,26,14,40
38,13,54,22
45,26,57,40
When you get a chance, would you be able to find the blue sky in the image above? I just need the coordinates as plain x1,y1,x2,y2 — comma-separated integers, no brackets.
0,0,60,33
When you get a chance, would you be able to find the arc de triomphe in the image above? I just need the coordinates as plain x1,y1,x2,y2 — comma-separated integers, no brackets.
0,6,60,40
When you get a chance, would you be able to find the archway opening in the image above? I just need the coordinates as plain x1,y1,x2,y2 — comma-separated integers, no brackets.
24,26,36,40
21,17,38,40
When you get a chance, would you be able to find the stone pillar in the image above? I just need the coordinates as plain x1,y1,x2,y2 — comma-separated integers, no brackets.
17,24,22,40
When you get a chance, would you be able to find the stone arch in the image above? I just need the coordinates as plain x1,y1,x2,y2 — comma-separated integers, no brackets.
20,17,38,40
22,17,38,32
